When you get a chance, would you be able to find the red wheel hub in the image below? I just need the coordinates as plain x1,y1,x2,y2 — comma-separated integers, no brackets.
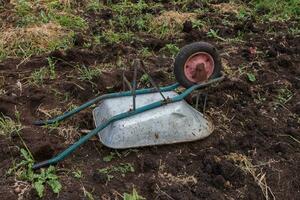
184,52,215,83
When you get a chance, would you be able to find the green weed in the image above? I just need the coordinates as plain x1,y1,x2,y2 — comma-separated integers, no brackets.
251,0,300,21
207,29,226,41
139,47,152,58
86,0,102,12
8,148,62,198
192,19,206,29
78,66,101,82
100,30,134,44
161,44,180,57
246,73,256,82
140,74,150,84
103,151,121,162
0,115,22,137
47,57,57,79
123,188,145,200
275,87,293,105
14,0,36,26
72,169,82,179
83,186,95,200
98,163,134,181
29,67,48,86
55,14,87,30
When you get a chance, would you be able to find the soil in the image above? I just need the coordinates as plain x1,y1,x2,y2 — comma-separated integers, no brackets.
0,1,299,200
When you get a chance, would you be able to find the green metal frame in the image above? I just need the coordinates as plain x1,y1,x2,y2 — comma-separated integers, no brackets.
32,75,224,169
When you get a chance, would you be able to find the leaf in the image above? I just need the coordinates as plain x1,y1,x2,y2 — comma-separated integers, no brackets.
46,166,56,174
98,167,110,174
83,187,94,200
72,170,82,179
47,179,62,194
34,180,45,198
247,73,256,82
20,148,33,162
103,152,115,162
123,188,145,200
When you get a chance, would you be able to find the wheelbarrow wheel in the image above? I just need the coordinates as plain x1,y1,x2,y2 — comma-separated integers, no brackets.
174,42,222,88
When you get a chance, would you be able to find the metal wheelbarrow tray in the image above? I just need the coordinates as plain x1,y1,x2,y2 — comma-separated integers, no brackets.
32,42,225,169
93,91,213,149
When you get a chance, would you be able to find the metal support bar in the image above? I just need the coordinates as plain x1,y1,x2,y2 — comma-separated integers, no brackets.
195,91,201,110
139,60,167,101
132,60,138,110
203,94,208,114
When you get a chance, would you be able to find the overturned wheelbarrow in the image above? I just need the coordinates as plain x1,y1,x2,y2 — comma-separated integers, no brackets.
32,42,224,169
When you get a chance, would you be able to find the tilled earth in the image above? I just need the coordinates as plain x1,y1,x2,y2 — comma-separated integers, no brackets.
0,1,300,200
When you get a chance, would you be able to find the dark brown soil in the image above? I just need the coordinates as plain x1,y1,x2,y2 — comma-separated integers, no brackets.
0,2,299,200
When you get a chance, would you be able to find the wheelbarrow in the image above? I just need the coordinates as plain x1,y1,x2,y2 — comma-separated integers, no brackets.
32,42,225,169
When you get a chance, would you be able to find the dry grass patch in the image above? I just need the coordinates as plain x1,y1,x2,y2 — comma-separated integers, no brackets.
225,153,276,200
151,11,196,38
211,2,244,14
153,11,197,26
0,22,73,60
157,160,197,187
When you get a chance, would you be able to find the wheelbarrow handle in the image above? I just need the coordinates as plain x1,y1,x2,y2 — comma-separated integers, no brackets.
33,83,180,126
32,74,224,170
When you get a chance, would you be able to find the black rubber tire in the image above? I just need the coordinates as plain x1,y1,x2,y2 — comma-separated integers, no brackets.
174,42,222,88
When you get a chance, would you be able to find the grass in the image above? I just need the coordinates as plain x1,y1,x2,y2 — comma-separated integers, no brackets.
55,14,87,30
0,23,74,62
29,58,58,86
78,66,101,82
251,0,300,21
0,0,88,61
8,148,62,198
160,44,180,57
123,188,145,200
98,163,134,182
207,29,226,41
150,11,196,39
275,87,293,105
72,169,82,179
100,30,134,44
0,115,22,137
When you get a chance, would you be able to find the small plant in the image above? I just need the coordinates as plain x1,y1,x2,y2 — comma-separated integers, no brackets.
0,115,22,137
139,47,152,58
29,67,47,85
192,19,205,29
78,66,101,82
254,92,266,104
86,0,102,12
207,29,226,41
161,44,180,57
72,169,82,179
123,188,145,200
55,14,87,30
83,186,94,200
103,151,120,162
47,57,57,79
9,148,62,198
15,0,36,26
252,0,300,21
246,73,256,82
275,87,293,105
101,30,134,44
98,163,134,181
140,74,150,84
